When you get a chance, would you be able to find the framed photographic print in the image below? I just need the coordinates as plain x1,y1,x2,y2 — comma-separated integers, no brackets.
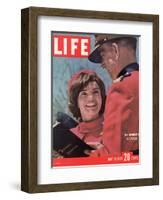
21,7,159,193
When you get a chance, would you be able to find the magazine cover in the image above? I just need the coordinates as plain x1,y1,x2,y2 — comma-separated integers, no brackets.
51,32,139,167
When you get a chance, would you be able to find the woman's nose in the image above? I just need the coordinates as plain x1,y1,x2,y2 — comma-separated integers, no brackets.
87,94,94,101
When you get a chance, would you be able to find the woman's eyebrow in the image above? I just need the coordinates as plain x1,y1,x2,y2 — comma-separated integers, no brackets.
92,87,100,90
81,87,100,92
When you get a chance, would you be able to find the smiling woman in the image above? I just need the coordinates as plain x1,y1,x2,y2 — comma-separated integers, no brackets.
68,69,106,149
77,81,102,122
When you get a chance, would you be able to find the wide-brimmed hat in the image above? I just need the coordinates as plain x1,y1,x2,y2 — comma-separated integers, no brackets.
88,34,136,63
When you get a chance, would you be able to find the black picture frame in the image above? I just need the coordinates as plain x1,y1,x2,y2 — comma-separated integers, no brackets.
21,6,159,193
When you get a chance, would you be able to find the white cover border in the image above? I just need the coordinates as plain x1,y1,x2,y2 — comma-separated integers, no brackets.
37,16,153,184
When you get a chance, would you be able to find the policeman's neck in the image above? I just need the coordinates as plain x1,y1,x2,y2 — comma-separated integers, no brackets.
111,59,137,80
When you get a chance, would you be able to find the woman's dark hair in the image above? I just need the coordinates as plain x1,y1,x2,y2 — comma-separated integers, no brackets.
68,70,106,121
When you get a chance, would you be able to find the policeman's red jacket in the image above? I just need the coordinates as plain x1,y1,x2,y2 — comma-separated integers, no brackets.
91,68,139,156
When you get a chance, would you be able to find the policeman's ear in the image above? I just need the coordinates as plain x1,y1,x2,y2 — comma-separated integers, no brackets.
111,43,120,61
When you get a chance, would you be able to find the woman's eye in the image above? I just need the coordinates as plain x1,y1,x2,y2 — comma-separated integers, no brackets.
81,92,87,96
93,90,100,95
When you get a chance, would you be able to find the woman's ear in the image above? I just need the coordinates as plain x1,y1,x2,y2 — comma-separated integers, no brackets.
111,43,120,61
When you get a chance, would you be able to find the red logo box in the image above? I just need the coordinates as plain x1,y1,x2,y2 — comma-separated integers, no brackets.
52,35,91,58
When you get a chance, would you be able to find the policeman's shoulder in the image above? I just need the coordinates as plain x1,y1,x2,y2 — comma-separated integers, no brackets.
113,72,131,84
111,71,139,94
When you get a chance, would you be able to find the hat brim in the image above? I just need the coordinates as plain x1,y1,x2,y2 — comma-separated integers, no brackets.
88,44,102,63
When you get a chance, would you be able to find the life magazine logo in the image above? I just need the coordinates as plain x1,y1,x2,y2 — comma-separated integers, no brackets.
52,35,91,58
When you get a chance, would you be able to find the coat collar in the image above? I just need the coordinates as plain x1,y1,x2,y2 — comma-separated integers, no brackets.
117,62,139,78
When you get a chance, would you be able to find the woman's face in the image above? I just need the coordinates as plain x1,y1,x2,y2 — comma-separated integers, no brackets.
77,81,102,122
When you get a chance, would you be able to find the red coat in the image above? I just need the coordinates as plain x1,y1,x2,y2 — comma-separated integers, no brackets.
91,70,139,156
